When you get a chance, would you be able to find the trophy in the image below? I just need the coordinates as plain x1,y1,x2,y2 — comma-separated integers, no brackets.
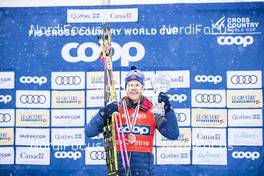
151,72,172,116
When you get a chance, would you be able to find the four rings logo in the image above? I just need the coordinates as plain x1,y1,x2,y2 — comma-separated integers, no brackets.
55,151,82,160
175,113,187,122
0,113,11,122
61,42,145,66
20,95,46,104
195,94,222,103
195,75,222,84
90,151,106,160
20,76,47,85
55,76,81,85
0,95,12,104
232,151,260,160
168,94,187,103
231,75,258,84
217,36,254,47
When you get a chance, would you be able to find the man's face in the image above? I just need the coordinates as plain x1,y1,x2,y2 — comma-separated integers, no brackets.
125,80,144,102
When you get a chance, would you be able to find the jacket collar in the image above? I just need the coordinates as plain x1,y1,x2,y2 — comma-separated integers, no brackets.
121,96,152,111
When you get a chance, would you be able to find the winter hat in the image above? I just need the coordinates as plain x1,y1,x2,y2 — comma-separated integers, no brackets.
125,66,145,87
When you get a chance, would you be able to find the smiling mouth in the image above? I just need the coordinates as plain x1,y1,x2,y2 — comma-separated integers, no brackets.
130,92,138,95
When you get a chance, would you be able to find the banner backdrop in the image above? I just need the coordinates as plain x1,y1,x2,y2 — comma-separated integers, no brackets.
0,2,263,176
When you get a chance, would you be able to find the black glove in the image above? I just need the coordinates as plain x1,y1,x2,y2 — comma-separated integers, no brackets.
158,92,171,113
99,101,118,121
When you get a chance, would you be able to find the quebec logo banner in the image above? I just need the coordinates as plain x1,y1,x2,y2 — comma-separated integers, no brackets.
0,2,263,176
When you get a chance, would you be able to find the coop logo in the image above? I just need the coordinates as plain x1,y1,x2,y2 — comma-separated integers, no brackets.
89,150,106,160
55,76,81,85
20,76,47,85
168,94,187,103
54,151,82,160
20,95,46,104
121,125,150,135
195,75,222,84
231,75,258,84
217,36,254,47
0,95,12,104
0,113,11,122
61,42,145,66
232,151,260,160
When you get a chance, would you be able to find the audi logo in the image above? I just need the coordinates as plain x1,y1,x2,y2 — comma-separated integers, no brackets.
90,151,106,160
0,113,11,122
175,113,187,122
231,75,258,85
195,94,222,103
55,76,81,85
20,95,46,104
232,151,260,160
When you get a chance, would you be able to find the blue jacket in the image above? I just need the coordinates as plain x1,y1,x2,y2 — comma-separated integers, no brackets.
85,97,179,176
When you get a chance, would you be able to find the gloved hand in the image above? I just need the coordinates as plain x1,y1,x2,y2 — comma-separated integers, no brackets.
99,101,118,121
158,92,171,113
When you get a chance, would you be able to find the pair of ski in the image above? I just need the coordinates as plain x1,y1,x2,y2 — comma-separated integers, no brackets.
98,25,131,176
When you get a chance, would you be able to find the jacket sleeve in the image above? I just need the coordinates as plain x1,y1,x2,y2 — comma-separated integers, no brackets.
155,109,179,140
85,112,105,138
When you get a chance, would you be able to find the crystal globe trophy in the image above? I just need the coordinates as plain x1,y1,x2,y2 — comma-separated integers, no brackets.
151,72,172,116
